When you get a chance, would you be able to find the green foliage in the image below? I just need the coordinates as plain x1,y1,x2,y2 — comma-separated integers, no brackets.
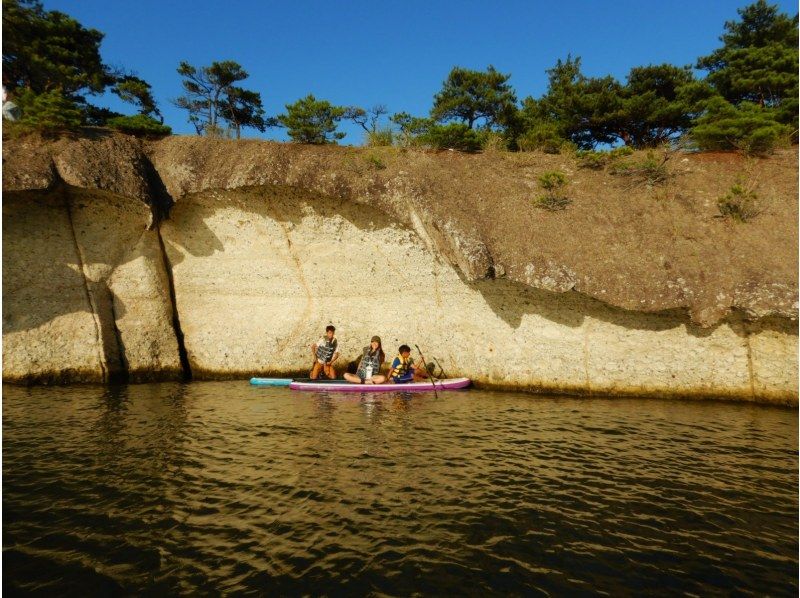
690,97,791,154
2,0,109,96
15,88,82,130
175,60,268,138
637,151,670,185
2,0,163,127
365,154,386,169
697,0,798,122
430,65,517,129
523,57,703,149
517,121,572,153
524,56,623,149
390,112,434,146
478,130,509,152
614,64,697,147
609,150,670,185
609,146,634,158
576,146,635,170
365,127,394,147
389,113,482,151
535,195,572,211
538,170,567,190
277,94,347,144
107,114,171,136
80,105,122,126
717,181,760,221
576,150,607,169
420,123,482,151
112,76,161,120
536,170,571,210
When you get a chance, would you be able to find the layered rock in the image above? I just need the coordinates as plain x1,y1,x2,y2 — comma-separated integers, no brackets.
3,133,180,383
2,132,797,402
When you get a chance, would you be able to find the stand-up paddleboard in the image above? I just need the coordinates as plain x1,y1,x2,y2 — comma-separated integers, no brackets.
249,378,293,386
249,377,346,386
289,377,471,392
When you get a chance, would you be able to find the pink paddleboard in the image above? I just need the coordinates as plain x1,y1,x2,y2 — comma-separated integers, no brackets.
289,377,471,392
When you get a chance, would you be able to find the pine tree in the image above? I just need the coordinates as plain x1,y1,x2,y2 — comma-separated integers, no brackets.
277,95,347,144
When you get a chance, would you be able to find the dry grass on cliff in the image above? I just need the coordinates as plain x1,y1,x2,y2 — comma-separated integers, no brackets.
323,141,798,323
5,130,798,325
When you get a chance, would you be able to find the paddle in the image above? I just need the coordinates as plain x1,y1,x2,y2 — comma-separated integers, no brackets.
433,357,448,379
414,344,439,399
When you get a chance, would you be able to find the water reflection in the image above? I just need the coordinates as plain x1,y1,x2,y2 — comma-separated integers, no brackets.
3,384,797,596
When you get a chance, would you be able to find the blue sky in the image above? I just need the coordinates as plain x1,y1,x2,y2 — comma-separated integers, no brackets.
43,0,799,144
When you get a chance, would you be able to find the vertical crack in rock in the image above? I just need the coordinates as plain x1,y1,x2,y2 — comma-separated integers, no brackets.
63,190,108,383
273,221,314,356
583,319,592,388
744,327,756,400
107,294,130,384
156,226,192,381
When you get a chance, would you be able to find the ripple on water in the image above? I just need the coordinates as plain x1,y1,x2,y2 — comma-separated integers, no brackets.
3,383,797,595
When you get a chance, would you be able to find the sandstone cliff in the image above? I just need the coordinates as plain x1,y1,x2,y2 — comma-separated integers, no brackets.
3,131,797,402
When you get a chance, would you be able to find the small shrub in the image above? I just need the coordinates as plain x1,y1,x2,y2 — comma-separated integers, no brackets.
609,150,669,186
517,123,571,154
608,146,634,159
390,112,433,147
576,146,634,170
107,114,172,136
535,195,572,211
479,130,509,152
421,123,482,151
366,127,394,147
690,98,792,156
576,150,607,169
535,170,571,210
538,170,567,191
365,154,386,169
608,161,632,175
15,88,82,131
637,151,670,185
717,182,760,222
742,126,790,156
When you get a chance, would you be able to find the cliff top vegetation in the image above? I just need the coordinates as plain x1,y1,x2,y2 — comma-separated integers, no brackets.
2,0,797,155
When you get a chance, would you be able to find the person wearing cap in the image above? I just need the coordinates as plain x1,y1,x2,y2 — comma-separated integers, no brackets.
343,336,387,384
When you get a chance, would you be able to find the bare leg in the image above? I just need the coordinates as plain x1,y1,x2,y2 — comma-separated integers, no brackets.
324,364,337,379
310,362,323,379
368,375,387,384
343,372,362,384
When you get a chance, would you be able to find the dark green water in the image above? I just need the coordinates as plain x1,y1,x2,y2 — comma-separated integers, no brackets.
3,382,797,596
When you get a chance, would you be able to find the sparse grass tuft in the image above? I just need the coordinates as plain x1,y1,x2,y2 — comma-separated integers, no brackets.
535,170,571,210
577,146,635,170
718,181,761,222
609,149,670,186
365,153,386,169
366,127,394,147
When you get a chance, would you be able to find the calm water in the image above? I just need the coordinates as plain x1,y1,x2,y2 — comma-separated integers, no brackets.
3,382,797,596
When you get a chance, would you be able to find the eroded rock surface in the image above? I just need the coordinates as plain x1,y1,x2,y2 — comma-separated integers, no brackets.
2,132,797,401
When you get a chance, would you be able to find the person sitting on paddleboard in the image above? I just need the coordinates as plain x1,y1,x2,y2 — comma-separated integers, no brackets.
343,336,386,384
310,325,339,379
387,344,429,384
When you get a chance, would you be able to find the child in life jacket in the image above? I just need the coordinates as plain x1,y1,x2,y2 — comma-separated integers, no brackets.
310,325,339,379
387,344,429,384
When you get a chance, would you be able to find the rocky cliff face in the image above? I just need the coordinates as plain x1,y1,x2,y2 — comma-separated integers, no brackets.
3,132,797,403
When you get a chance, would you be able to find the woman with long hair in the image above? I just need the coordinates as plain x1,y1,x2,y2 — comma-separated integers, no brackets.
344,336,386,384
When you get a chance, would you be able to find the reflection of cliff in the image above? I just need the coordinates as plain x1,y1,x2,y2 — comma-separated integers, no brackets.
2,132,797,403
